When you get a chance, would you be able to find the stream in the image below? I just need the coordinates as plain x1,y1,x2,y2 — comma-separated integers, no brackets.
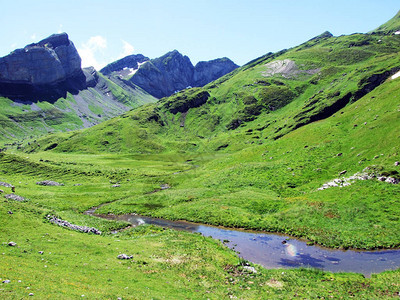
89,212,400,277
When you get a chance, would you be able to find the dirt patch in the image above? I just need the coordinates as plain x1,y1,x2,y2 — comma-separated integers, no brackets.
262,59,320,78
265,279,284,289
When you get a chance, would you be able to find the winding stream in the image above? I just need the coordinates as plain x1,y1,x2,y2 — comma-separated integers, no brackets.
88,211,400,277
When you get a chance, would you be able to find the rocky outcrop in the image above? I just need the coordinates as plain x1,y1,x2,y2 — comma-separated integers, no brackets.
82,66,99,88
103,50,238,98
0,33,86,101
163,89,210,114
193,58,238,87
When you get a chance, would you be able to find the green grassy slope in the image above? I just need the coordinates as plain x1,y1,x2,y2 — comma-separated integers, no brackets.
372,10,400,34
0,74,156,144
19,25,400,249
30,30,400,153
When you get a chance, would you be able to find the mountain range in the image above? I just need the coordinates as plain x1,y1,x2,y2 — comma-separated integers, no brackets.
101,51,238,98
0,34,238,141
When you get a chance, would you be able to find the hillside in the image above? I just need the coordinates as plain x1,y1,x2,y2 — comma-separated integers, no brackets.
0,34,156,142
32,29,400,155
21,20,400,249
372,10,400,34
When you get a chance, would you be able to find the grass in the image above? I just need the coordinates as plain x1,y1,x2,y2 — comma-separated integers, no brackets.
17,67,399,250
1,14,400,298
0,154,399,299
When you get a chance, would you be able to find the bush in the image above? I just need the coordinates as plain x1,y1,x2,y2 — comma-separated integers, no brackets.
258,86,296,110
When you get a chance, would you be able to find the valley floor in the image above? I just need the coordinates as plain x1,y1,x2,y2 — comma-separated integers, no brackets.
0,151,399,299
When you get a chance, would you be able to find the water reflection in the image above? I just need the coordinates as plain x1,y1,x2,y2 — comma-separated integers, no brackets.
96,214,400,276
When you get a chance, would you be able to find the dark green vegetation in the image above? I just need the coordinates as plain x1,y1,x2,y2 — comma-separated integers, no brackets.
2,11,400,299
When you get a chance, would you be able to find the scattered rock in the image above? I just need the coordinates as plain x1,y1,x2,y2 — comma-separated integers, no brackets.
8,241,17,247
395,161,399,166
318,170,399,191
29,293,34,296
336,153,343,157
160,184,170,190
0,189,3,193
7,211,13,214
112,184,121,188
4,193,26,202
117,254,133,260
339,170,347,176
2,280,11,283
36,180,64,186
46,215,101,235
0,181,13,188
374,155,379,159
385,177,399,184
243,266,257,273
38,251,44,255
74,184,82,186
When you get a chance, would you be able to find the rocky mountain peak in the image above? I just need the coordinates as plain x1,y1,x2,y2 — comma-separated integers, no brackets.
0,33,86,101
106,50,238,98
193,57,238,87
100,54,149,75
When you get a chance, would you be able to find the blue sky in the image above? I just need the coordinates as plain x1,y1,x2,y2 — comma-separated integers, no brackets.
1,1,399,70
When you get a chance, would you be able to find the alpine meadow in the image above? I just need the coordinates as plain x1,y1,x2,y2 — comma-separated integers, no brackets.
0,7,400,300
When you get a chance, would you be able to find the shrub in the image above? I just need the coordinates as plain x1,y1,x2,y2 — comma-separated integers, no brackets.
258,86,296,110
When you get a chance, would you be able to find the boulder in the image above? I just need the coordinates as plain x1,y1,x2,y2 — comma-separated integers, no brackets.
117,254,133,260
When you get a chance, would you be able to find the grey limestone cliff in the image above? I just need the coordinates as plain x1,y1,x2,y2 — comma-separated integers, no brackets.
0,33,86,101
102,50,239,99
193,57,239,87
